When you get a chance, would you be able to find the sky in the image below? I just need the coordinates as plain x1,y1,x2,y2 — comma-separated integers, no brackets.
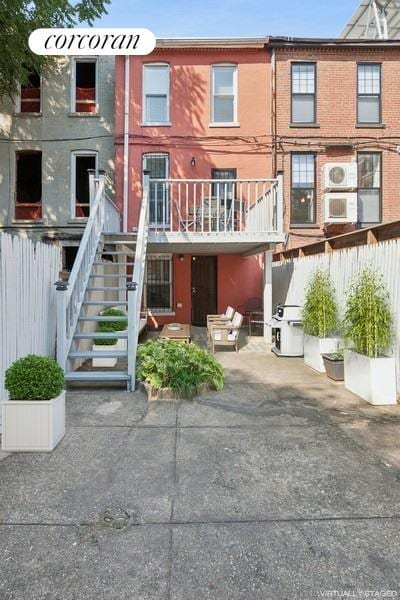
94,0,361,38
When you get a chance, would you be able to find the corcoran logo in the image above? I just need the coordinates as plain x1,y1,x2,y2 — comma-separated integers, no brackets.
29,28,156,55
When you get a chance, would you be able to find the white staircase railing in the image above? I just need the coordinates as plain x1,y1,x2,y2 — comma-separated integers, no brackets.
127,170,150,391
104,193,122,233
55,170,110,369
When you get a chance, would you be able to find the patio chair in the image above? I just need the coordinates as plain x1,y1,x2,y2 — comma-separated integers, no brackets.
208,311,244,354
207,305,235,328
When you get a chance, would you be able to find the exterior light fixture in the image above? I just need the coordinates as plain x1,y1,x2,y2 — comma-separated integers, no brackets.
191,157,196,167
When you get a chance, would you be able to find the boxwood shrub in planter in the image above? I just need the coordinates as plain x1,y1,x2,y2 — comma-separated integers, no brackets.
136,339,224,400
92,309,128,367
2,355,65,452
99,308,128,352
302,269,340,373
343,268,396,406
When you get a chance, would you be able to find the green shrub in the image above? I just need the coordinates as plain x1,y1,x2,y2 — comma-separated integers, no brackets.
136,340,224,398
302,269,339,338
100,308,127,331
343,268,393,358
5,355,65,401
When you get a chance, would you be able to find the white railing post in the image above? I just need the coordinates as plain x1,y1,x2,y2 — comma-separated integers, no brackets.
127,281,138,391
276,172,284,234
98,169,106,225
55,280,68,369
88,168,96,212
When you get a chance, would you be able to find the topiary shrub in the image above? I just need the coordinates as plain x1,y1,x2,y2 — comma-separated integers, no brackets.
100,308,128,331
302,269,339,338
136,340,224,398
5,355,65,401
343,268,393,358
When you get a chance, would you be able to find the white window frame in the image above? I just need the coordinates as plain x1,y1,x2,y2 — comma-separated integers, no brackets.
15,72,42,114
143,254,173,314
142,62,170,126
70,150,98,219
210,63,238,127
143,152,170,227
70,57,99,114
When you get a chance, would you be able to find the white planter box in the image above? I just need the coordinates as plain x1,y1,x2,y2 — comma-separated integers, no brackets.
304,334,339,373
344,350,397,406
116,329,127,352
92,343,118,367
1,391,65,452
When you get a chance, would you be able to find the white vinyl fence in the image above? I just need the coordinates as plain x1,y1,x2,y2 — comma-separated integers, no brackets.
0,234,61,417
272,240,400,391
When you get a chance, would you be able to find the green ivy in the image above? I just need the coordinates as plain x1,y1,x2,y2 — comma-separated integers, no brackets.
136,340,224,398
302,269,339,338
343,268,393,358
5,355,64,401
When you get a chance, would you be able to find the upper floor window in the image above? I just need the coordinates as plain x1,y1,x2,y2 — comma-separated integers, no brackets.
143,63,170,125
357,152,381,224
143,153,170,225
291,63,316,125
19,70,41,113
72,59,97,113
15,151,42,220
291,153,316,225
211,65,237,125
357,63,381,125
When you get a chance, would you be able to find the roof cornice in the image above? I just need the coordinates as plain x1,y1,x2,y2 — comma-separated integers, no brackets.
156,37,268,49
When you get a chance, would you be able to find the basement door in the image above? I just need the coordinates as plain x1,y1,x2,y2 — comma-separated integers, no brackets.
191,256,217,326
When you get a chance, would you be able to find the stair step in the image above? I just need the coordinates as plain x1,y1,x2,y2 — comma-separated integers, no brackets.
74,332,128,339
93,262,130,266
79,316,128,322
89,274,129,279
69,350,128,359
82,300,128,306
86,287,127,292
65,371,130,381
97,251,134,256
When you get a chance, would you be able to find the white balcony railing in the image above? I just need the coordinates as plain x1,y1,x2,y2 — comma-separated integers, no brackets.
148,177,282,235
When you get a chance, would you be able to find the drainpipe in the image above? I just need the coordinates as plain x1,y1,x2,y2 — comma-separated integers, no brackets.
123,55,130,233
271,47,277,177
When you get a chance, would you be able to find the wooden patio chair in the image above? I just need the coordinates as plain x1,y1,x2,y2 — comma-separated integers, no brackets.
208,311,244,354
207,305,235,328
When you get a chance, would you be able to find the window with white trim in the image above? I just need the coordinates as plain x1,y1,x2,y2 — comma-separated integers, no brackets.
211,64,237,124
72,59,97,113
143,63,170,124
143,153,170,226
357,63,381,124
71,151,98,217
144,255,173,312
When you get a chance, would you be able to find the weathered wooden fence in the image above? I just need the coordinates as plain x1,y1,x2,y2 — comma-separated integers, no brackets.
0,234,61,420
272,239,400,391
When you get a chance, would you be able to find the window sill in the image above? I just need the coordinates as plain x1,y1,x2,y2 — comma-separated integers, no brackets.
141,122,171,127
68,218,88,224
12,219,44,225
356,123,386,129
68,112,99,118
13,112,42,117
290,123,320,128
289,224,320,229
209,122,240,128
147,310,175,317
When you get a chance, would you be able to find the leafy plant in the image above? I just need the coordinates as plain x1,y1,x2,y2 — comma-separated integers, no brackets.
302,269,339,338
5,355,64,401
323,350,344,361
343,268,393,358
136,340,224,398
100,308,128,331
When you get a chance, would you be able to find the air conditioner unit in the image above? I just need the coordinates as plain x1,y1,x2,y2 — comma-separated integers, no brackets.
323,162,357,190
323,193,358,224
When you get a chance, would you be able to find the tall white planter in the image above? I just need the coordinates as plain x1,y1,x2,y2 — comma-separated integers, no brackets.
92,343,118,367
344,350,397,406
1,391,65,452
304,334,339,373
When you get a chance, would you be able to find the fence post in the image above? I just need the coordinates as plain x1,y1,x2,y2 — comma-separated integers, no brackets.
276,171,284,235
127,280,138,392
55,280,68,369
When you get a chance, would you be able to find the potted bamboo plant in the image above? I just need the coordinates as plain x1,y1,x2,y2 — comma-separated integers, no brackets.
343,268,396,405
302,269,340,373
2,355,65,452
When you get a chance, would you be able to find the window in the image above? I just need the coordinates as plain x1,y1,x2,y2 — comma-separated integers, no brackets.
144,255,172,312
72,59,97,113
211,65,237,124
143,63,169,124
357,64,381,124
143,153,169,226
71,152,97,217
211,168,237,199
357,152,381,224
291,153,316,225
15,151,42,220
19,70,41,113
291,63,316,125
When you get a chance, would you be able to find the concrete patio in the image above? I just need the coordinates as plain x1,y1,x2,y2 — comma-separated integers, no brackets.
1,345,400,599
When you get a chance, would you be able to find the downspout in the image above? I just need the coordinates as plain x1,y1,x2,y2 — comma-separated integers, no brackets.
271,46,277,177
123,55,130,233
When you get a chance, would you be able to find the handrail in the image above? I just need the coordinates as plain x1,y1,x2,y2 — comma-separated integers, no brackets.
127,170,150,390
104,193,122,233
56,171,106,368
